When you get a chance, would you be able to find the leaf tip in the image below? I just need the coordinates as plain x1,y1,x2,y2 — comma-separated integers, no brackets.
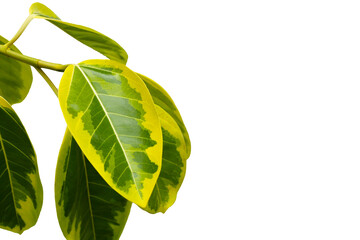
29,2,61,20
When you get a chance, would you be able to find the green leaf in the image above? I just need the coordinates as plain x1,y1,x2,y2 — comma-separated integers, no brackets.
29,2,60,20
0,36,32,105
29,3,128,64
0,96,42,234
56,129,131,240
144,105,188,213
58,59,163,208
136,73,190,213
137,73,191,158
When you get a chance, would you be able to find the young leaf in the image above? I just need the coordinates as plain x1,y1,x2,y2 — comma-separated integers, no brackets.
29,3,128,64
0,36,32,105
137,73,191,158
144,106,188,213
58,60,163,208
29,2,60,20
56,129,131,240
0,96,42,234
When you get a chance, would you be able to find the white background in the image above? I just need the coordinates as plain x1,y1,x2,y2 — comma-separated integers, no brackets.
1,0,360,239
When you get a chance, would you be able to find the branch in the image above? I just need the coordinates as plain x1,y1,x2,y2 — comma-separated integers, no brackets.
0,45,69,72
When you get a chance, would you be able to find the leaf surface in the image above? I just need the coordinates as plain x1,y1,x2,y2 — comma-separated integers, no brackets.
58,59,162,207
137,73,191,158
144,106,188,213
29,3,128,64
0,36,33,105
0,97,42,234
56,129,131,240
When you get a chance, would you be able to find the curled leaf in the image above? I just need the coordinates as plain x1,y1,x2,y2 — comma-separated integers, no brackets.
30,3,128,64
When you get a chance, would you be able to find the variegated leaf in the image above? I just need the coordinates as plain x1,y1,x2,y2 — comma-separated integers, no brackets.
58,59,163,208
144,106,188,213
0,36,32,105
135,73,190,213
29,3,128,64
137,73,191,158
56,129,131,240
0,96,42,234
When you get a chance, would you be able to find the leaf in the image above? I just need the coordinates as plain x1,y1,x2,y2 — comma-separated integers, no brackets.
29,2,60,20
58,59,163,208
137,73,191,158
56,129,131,240
29,3,128,64
0,36,33,105
135,74,190,213
144,106,188,213
0,96,42,234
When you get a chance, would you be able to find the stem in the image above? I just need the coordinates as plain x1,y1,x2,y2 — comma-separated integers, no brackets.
0,45,69,72
4,15,33,49
34,68,58,97
1,14,65,97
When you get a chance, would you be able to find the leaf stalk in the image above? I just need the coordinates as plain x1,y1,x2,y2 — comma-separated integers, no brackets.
34,67,58,97
4,15,33,49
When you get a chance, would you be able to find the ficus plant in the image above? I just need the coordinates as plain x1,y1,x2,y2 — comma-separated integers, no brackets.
0,2,191,239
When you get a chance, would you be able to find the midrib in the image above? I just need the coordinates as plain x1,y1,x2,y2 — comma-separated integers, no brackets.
75,65,141,197
0,132,21,229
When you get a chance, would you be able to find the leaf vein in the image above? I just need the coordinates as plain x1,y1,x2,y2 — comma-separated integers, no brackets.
0,132,20,227
76,65,140,197
97,93,141,103
2,139,33,162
